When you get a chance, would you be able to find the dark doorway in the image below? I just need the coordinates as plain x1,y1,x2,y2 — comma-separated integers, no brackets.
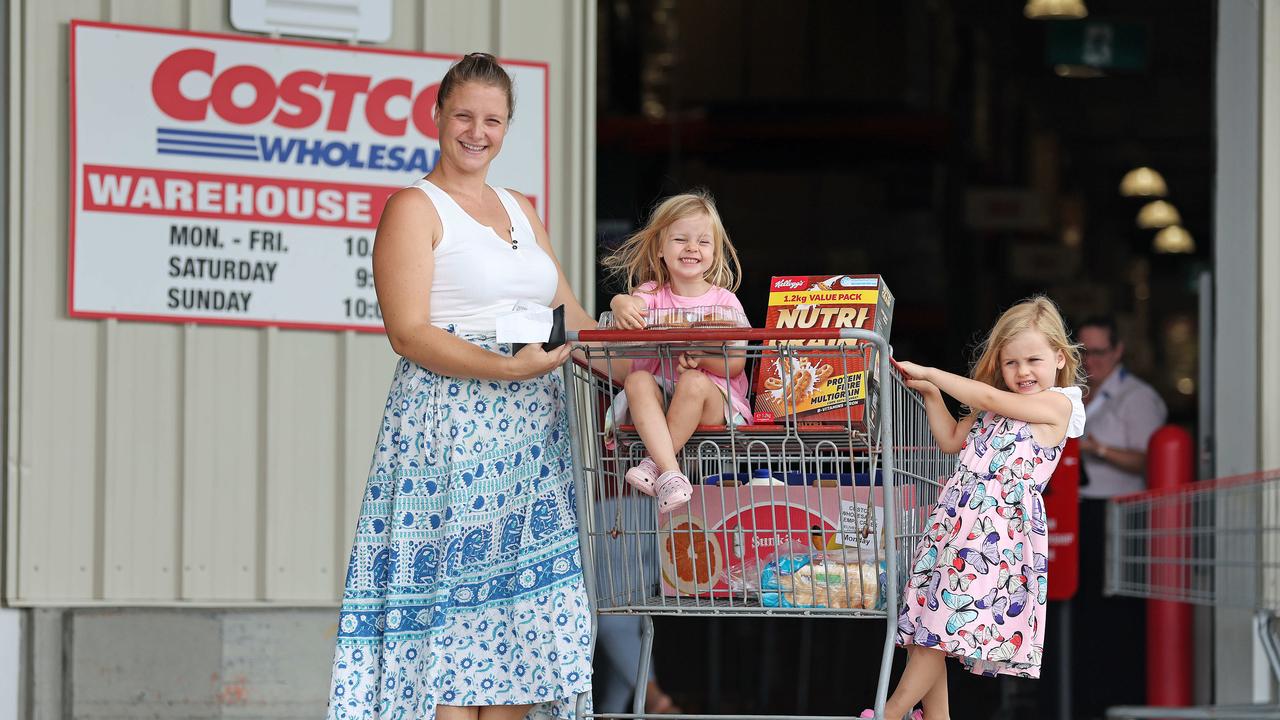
594,1,1213,717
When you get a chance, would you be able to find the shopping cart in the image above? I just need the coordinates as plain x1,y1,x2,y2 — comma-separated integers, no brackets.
560,326,952,720
1105,469,1280,719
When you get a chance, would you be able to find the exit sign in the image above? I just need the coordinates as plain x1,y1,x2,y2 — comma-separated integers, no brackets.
1047,22,1148,72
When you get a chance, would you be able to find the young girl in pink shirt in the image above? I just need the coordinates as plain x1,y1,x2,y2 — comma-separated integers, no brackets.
602,191,750,512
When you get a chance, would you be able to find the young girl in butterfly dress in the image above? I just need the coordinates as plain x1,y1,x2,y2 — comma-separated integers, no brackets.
863,296,1086,720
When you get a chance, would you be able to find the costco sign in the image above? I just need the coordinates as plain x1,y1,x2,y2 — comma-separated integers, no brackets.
70,21,549,331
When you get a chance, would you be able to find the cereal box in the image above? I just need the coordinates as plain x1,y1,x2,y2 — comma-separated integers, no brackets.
752,275,894,428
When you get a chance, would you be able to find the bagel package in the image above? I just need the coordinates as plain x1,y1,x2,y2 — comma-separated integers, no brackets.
751,275,894,430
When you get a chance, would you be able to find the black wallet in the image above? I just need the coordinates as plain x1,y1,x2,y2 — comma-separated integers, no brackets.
511,304,565,354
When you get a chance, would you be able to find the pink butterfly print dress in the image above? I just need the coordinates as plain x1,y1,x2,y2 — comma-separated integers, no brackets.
896,386,1084,678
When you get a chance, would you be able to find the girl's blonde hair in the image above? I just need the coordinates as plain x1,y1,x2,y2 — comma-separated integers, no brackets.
970,295,1084,390
602,190,742,292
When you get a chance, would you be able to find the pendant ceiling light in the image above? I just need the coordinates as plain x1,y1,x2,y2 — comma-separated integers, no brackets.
1153,225,1195,254
1024,0,1088,20
1136,200,1182,229
1119,167,1168,197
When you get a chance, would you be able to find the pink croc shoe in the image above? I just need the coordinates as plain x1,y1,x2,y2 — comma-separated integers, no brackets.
655,471,693,512
625,457,660,495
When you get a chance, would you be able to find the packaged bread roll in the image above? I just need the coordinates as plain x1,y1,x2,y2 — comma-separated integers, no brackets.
782,560,879,609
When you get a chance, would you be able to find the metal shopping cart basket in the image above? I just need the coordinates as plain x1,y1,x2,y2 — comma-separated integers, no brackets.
560,326,952,720
1106,469,1280,719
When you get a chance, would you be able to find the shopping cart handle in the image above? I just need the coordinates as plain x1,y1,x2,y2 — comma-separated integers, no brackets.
569,327,882,343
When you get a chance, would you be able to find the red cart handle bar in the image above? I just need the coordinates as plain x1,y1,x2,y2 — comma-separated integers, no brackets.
569,327,874,343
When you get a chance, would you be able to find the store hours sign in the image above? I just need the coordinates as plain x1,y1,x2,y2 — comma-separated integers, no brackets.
70,21,549,331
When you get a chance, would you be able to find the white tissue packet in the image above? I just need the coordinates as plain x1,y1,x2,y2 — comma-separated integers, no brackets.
496,300,556,344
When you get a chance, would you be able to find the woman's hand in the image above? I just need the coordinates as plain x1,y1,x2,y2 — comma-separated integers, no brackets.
610,294,648,330
507,343,572,380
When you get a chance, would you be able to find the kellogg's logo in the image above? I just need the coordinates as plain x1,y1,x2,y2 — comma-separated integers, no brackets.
149,48,440,173
773,278,806,290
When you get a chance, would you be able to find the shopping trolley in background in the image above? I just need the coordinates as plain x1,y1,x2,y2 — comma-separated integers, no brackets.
560,325,952,720
1106,469,1280,720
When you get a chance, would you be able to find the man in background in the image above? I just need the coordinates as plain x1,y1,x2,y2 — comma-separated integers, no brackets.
1077,315,1168,495
1072,314,1168,719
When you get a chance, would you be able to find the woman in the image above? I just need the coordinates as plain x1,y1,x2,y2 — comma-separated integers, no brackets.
328,52,596,720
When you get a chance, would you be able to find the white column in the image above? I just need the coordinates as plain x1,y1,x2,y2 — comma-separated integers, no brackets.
0,610,18,720
1260,0,1280,700
1264,0,1280,476
1216,0,1274,706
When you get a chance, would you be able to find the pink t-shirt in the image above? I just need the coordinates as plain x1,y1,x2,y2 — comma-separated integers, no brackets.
631,282,753,424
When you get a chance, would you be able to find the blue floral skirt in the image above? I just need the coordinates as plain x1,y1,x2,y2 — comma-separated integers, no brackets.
329,333,593,720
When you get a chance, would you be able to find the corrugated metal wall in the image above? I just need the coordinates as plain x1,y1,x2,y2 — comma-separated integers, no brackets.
4,0,595,605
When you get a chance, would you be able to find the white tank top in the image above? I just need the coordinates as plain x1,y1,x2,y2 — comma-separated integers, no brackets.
412,179,558,334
